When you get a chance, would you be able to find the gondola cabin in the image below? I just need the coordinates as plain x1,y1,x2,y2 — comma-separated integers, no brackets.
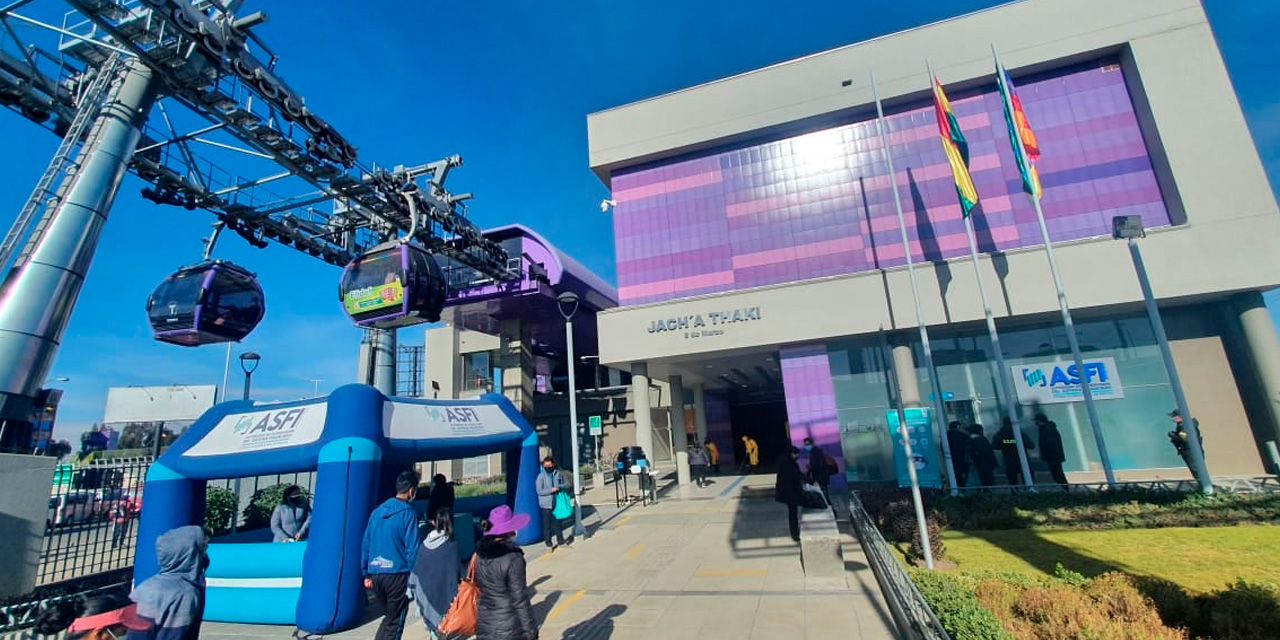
147,261,266,346
338,242,447,329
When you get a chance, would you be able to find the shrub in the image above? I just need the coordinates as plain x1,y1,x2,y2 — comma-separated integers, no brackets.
1201,580,1280,640
910,569,1013,640
205,487,238,535
879,499,946,564
241,483,309,531
455,480,506,499
1134,576,1202,634
978,570,1184,640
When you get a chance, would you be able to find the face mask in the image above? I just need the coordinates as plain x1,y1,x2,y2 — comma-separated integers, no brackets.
543,466,554,472
804,445,813,451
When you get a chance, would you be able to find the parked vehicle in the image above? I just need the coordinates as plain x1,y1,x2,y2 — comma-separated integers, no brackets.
47,492,102,528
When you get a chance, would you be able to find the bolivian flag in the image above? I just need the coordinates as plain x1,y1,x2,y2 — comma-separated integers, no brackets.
931,75,980,217
995,66,1043,198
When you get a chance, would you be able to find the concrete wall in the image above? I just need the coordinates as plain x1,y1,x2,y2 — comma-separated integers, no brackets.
0,454,56,598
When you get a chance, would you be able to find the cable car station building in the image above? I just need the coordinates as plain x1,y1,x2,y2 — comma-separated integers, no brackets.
435,0,1280,487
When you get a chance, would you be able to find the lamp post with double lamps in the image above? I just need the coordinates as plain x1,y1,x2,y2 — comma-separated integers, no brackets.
1111,216,1211,495
556,291,587,538
239,352,261,401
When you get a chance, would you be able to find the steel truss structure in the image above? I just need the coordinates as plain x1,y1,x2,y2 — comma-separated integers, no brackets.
0,0,514,273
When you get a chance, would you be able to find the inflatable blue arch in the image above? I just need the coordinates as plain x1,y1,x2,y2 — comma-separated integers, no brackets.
133,384,541,634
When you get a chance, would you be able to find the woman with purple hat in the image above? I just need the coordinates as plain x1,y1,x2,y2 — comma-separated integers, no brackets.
474,504,538,640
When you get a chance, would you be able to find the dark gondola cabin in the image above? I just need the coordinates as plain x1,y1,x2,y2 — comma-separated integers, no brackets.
338,243,447,329
147,261,266,346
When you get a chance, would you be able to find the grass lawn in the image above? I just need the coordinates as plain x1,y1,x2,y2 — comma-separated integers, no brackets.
941,525,1280,593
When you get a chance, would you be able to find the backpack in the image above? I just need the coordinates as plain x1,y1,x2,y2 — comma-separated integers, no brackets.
825,452,839,474
439,555,480,636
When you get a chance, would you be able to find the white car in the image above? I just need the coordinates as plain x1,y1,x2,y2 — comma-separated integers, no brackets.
47,492,101,528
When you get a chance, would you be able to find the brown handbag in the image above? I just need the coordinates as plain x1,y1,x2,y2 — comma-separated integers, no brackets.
439,555,480,636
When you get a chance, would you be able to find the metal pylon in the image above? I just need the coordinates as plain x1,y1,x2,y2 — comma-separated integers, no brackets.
0,53,124,272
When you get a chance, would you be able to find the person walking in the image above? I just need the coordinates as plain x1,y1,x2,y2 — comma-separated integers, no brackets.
946,421,970,489
535,456,569,552
270,485,311,543
37,593,152,640
361,469,423,640
689,441,710,488
966,424,998,490
740,435,760,475
128,525,208,640
1168,409,1205,482
474,505,538,640
425,473,455,522
410,509,462,640
705,440,720,474
1035,414,1069,489
111,499,133,549
775,446,804,542
993,417,1034,487
801,437,835,506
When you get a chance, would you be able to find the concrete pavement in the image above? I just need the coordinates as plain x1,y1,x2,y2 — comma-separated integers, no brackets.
200,474,897,640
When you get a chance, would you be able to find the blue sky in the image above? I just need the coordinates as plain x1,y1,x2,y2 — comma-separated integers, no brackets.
0,0,1275,439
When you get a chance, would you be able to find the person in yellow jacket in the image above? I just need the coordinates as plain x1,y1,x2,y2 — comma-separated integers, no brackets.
740,435,759,474
705,440,720,474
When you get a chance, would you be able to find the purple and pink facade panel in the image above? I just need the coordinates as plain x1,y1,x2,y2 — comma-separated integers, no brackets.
611,59,1171,306
781,344,847,489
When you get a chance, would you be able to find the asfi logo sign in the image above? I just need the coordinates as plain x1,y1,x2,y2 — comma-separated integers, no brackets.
185,405,327,457
427,406,484,434
384,401,522,440
1011,357,1125,405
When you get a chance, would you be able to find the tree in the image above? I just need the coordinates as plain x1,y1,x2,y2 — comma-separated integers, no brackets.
44,440,72,460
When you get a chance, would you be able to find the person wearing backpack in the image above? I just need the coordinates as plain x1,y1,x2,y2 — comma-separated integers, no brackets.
534,457,570,552
411,508,462,640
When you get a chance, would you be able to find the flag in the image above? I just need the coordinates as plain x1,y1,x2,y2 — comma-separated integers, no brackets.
931,75,979,217
996,66,1042,198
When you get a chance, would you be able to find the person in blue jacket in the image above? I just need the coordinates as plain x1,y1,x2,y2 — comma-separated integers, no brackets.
362,469,423,640
127,525,208,640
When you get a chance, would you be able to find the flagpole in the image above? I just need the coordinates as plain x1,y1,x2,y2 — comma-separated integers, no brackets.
880,327,934,570
872,69,959,495
961,214,1035,489
992,43,1116,487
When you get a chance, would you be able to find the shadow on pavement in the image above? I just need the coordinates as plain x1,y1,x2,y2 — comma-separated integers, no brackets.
532,588,563,627
561,604,627,640
728,485,800,560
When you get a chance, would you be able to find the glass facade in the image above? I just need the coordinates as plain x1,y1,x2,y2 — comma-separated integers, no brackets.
611,58,1170,305
828,313,1187,484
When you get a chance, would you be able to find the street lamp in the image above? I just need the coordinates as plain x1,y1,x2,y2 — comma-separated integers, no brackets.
239,352,261,401
556,291,587,538
1112,216,1211,494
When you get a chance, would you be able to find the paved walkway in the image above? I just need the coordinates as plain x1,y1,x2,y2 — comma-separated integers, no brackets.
201,474,897,640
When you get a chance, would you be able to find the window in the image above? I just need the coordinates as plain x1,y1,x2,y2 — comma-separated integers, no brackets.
462,351,495,392
462,455,491,479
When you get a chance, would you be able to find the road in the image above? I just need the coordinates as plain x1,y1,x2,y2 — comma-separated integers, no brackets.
37,519,136,586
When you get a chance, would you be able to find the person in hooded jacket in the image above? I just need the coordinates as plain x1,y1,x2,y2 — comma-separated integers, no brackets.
474,505,538,640
775,446,804,542
410,508,462,640
270,485,311,542
361,469,423,640
127,525,208,640
1034,414,1069,489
